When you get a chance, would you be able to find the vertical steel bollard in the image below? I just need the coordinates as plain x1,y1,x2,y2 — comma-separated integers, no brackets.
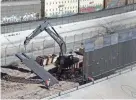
5,46,8,65
19,44,21,53
53,40,56,54
59,92,61,96
133,3,135,11
73,34,76,51
32,42,34,57
42,40,44,55
65,36,67,52
105,60,109,80
82,33,83,44
43,40,45,55
131,65,133,71
77,86,79,90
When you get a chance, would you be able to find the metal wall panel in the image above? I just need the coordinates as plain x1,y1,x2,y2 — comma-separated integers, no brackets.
127,0,134,5
105,0,126,9
83,31,136,80
79,0,104,13
44,0,78,18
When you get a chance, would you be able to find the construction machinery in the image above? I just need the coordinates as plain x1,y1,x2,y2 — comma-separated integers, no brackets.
24,21,80,80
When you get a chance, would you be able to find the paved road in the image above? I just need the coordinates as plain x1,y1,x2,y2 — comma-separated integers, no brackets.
52,65,136,99
1,4,136,34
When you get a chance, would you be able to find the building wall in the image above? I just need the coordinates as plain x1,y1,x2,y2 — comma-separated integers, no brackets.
127,0,136,4
44,0,78,18
79,0,104,13
1,1,41,24
105,0,126,9
127,0,134,4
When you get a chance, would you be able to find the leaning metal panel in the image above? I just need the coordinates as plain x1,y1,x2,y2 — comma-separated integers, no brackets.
15,53,59,86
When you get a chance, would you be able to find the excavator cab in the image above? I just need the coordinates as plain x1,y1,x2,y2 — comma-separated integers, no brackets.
55,54,79,68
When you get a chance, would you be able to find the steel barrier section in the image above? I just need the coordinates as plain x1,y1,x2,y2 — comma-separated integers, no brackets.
83,30,136,80
15,53,59,86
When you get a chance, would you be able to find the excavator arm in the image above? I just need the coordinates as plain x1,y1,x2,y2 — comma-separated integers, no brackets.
23,21,79,80
24,21,66,56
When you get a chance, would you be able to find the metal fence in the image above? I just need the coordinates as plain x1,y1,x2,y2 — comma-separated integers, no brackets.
83,28,136,80
1,23,136,66
43,26,136,99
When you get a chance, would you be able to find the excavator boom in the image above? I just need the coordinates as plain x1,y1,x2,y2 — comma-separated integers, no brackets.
24,21,66,56
23,21,79,80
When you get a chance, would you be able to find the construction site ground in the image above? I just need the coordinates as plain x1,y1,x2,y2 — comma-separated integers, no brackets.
1,62,79,99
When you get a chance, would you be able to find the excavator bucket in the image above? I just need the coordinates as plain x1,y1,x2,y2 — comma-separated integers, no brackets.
15,53,59,86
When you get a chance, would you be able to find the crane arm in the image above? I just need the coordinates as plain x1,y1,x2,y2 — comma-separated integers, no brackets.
24,21,66,56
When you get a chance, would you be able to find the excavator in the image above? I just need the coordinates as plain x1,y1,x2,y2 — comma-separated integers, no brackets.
24,21,80,79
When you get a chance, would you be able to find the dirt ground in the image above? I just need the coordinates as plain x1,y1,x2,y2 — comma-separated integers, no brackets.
1,63,79,99
1,80,79,99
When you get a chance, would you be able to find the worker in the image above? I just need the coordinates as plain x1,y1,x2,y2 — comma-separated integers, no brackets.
88,76,94,83
45,78,51,89
79,42,84,54
75,42,84,56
